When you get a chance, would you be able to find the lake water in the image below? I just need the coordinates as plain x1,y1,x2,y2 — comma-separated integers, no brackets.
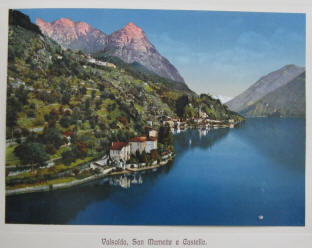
6,118,305,226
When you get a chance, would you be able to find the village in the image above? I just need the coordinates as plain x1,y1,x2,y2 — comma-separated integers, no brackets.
89,127,170,172
6,102,240,196
89,111,239,175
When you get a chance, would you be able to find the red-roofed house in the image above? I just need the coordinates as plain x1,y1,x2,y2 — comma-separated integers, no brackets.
129,136,147,154
110,142,130,162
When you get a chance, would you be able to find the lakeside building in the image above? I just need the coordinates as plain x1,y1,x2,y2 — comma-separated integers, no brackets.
145,137,158,153
129,136,147,154
109,142,131,162
109,135,158,164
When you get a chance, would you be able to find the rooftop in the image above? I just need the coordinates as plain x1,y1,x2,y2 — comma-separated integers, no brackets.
110,142,128,150
129,136,147,143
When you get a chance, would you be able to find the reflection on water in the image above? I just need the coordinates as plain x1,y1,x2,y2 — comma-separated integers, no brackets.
174,127,229,154
6,118,305,226
5,164,174,224
109,174,143,189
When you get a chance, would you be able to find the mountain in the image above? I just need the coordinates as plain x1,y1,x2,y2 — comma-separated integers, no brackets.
240,72,305,117
8,10,242,139
226,65,305,112
6,10,244,190
36,17,107,53
103,22,185,83
36,18,185,83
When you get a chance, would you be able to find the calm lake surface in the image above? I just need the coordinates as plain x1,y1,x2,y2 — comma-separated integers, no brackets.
6,118,305,226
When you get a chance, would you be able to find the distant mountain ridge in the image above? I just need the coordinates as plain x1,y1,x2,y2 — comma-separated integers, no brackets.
226,64,305,113
36,18,185,83
240,72,305,117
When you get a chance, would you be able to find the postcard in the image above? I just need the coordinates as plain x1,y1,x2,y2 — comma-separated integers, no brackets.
0,0,312,247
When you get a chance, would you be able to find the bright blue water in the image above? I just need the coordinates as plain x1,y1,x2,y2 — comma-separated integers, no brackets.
6,118,305,225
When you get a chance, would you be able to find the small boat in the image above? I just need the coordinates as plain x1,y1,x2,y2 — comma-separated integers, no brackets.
189,139,192,145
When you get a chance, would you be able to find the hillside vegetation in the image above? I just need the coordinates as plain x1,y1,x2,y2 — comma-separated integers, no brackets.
6,10,243,175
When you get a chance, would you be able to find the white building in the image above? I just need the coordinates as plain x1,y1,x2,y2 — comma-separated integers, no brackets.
149,129,158,138
145,137,157,153
110,142,130,162
129,136,147,154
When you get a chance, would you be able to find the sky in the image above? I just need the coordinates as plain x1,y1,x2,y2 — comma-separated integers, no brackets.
20,9,306,98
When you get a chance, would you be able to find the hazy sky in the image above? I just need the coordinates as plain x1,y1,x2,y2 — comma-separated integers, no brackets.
20,9,305,97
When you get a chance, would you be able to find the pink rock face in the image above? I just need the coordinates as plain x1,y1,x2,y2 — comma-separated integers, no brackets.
108,22,150,52
36,18,185,83
36,18,52,36
76,22,92,36
120,22,145,40
53,17,75,27
36,17,107,53
37,18,93,41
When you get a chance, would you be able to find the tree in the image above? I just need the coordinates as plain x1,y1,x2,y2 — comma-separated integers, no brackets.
44,109,59,127
98,84,104,91
14,142,49,166
45,144,57,155
85,98,91,110
15,86,29,105
59,116,72,128
91,90,96,99
158,124,173,146
80,86,87,95
140,151,147,163
176,95,189,118
41,128,64,149
151,149,158,161
61,91,71,105
61,150,75,165
95,99,102,110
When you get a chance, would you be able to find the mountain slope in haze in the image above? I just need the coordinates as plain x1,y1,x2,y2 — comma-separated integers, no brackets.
36,18,185,83
240,72,305,117
226,65,305,112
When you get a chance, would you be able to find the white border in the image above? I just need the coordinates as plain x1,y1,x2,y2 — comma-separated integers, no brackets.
0,0,311,247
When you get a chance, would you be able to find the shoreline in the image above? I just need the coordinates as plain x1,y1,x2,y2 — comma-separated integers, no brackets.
6,155,175,197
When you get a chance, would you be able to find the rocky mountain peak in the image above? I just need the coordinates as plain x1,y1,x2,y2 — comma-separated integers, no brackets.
109,22,146,48
122,22,144,35
53,17,75,26
75,21,93,35
36,17,185,83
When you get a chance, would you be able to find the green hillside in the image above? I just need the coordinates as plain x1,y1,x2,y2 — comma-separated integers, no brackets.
240,72,305,117
6,10,243,173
